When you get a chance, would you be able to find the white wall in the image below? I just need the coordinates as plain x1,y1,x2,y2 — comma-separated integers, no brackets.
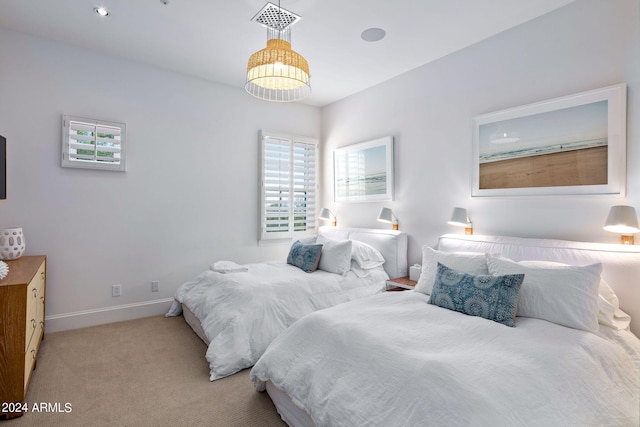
321,0,640,266
0,29,320,331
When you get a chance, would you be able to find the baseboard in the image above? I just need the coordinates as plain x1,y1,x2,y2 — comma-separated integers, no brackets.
45,298,175,333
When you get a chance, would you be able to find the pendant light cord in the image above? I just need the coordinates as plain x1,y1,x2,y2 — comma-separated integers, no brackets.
277,0,282,34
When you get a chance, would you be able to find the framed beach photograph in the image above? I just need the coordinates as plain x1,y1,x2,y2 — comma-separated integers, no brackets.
471,84,627,197
334,136,394,202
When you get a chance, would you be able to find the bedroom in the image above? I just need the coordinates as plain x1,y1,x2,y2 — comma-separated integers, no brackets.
0,0,639,425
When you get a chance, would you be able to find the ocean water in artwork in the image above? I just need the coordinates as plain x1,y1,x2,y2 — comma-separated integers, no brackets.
479,138,607,163
339,173,386,196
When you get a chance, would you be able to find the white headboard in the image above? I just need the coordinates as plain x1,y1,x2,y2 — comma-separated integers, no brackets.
319,226,408,279
437,234,640,335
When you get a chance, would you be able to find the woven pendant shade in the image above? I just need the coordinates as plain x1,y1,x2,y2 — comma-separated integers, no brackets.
245,5,311,102
246,39,311,102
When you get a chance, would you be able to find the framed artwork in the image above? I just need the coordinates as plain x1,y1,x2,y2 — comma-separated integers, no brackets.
334,136,394,202
471,84,626,197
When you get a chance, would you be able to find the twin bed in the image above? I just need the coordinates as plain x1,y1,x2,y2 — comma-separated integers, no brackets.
166,226,408,380
250,233,640,426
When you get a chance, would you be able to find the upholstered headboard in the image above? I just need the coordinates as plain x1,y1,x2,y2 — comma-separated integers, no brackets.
437,234,640,335
319,226,408,279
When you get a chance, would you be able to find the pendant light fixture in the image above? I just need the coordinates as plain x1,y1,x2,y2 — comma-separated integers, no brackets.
245,1,311,102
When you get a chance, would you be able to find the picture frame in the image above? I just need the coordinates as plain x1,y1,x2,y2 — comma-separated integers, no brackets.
471,84,626,197
334,136,394,202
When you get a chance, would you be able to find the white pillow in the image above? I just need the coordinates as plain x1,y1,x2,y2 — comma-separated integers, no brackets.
351,240,385,270
597,278,632,330
414,246,489,295
518,260,631,330
350,260,384,278
486,255,601,332
297,234,318,245
316,236,352,275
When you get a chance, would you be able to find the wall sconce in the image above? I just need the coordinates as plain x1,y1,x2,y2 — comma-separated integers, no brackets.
448,207,473,235
318,208,337,226
604,205,639,244
377,208,398,230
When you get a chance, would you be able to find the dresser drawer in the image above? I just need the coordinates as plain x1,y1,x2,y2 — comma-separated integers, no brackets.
24,332,38,392
24,262,45,352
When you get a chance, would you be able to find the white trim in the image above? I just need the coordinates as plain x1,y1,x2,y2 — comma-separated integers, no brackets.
45,298,174,333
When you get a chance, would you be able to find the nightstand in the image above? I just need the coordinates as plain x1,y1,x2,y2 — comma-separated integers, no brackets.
386,276,417,291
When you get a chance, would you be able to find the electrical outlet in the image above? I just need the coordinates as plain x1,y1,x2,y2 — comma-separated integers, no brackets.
151,280,159,292
112,284,121,297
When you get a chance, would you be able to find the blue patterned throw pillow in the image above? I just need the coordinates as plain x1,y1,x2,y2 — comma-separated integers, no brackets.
287,240,323,273
428,262,524,327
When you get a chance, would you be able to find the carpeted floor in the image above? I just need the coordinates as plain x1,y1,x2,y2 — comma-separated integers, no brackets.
2,316,286,426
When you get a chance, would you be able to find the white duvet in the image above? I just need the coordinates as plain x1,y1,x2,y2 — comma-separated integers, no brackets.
251,291,640,427
166,261,388,380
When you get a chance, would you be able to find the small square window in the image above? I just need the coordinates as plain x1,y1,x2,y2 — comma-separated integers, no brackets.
61,115,126,171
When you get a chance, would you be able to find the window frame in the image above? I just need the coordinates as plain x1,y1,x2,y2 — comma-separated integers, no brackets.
259,130,318,244
61,115,127,172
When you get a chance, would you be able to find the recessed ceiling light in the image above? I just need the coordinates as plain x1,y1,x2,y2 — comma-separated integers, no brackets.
361,28,386,42
94,7,109,17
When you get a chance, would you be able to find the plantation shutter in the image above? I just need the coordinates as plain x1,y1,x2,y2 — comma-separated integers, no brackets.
62,115,126,171
292,138,317,232
261,132,317,241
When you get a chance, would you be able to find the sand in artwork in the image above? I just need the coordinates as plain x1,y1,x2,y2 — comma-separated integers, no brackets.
479,145,607,189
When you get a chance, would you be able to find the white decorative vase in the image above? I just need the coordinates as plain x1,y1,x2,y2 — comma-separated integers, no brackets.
0,227,26,260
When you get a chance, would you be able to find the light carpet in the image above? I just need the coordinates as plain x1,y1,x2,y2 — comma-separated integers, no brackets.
4,315,286,426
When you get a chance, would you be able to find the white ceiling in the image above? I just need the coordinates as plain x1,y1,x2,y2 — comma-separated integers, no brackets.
0,0,575,107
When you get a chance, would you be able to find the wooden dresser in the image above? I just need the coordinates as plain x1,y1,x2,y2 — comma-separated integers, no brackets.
0,256,46,419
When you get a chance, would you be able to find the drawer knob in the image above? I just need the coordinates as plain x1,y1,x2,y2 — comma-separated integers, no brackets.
31,349,36,359
31,318,36,329
32,287,37,298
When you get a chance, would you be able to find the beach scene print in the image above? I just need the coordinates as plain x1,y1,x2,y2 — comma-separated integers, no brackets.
478,100,608,189
335,144,387,199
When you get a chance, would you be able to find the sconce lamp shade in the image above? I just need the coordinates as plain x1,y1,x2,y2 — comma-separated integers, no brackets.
377,208,398,230
318,208,337,226
604,206,639,244
604,206,640,234
318,208,332,221
447,208,471,227
448,207,473,235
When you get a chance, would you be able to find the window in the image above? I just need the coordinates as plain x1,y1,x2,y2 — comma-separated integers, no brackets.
61,115,126,171
260,131,318,242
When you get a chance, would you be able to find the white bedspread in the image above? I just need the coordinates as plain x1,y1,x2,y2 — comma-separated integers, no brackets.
251,291,640,427
166,261,388,380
